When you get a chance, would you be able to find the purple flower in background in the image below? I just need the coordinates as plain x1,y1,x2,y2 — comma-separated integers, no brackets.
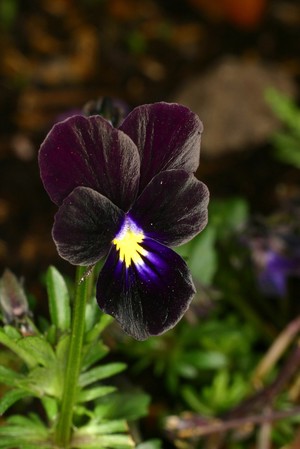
259,250,299,297
39,102,209,340
247,224,300,297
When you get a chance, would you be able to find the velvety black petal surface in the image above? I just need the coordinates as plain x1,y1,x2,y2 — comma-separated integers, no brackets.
53,187,125,266
96,238,195,340
130,170,209,247
119,102,203,192
39,115,140,210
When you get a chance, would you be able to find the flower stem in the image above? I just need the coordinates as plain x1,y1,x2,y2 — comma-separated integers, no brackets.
55,266,91,447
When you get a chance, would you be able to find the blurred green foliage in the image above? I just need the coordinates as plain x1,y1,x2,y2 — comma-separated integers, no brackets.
0,0,18,30
266,88,300,168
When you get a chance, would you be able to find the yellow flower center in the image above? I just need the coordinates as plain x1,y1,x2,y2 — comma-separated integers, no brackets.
113,219,147,268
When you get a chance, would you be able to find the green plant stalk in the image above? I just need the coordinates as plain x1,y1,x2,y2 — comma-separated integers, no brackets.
55,266,91,447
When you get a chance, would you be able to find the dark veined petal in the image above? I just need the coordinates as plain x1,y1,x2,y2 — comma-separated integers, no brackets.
130,169,209,247
96,237,195,340
119,102,203,192
39,115,140,210
52,187,125,266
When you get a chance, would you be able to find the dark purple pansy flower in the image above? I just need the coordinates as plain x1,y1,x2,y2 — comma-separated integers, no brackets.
39,102,209,340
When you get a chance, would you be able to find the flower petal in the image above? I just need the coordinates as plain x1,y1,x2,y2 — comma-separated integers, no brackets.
39,115,140,210
130,170,209,247
52,187,125,266
119,102,203,192
96,237,195,340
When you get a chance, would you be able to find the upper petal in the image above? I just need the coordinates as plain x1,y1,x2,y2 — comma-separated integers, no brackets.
119,102,203,192
96,237,195,340
52,186,125,266
130,170,209,247
39,115,140,210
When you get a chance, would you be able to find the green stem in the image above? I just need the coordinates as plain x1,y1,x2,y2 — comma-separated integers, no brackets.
55,266,90,447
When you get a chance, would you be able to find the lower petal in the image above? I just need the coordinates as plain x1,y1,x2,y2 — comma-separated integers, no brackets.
96,238,195,340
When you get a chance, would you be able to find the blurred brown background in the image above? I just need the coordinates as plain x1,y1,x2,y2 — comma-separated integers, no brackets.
0,0,299,286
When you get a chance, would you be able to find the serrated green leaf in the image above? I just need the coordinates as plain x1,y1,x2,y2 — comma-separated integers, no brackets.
45,323,57,346
0,389,31,415
0,443,50,449
136,440,162,449
17,336,56,367
85,313,114,343
0,437,51,449
79,363,126,387
3,325,22,341
78,386,116,403
0,328,36,368
77,419,128,435
56,334,70,368
73,404,94,419
5,413,45,427
40,396,58,422
82,340,109,371
0,415,48,441
0,365,25,387
21,365,58,397
73,433,134,449
46,265,71,332
85,298,101,333
95,392,150,421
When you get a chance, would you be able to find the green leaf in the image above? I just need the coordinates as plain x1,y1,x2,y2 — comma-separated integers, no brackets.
265,88,300,132
182,385,212,415
78,386,116,403
3,325,22,341
0,414,49,448
79,363,126,387
77,419,128,435
136,440,162,449
0,443,51,449
22,365,58,397
17,336,56,367
0,365,25,387
40,396,58,422
180,350,227,371
189,227,218,285
46,266,71,332
82,340,109,371
209,198,249,235
273,132,300,167
56,334,70,369
175,239,193,261
85,298,101,333
73,433,134,449
85,313,114,343
0,389,31,415
0,328,36,368
95,392,150,421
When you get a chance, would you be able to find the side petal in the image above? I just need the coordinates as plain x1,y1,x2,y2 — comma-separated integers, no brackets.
130,170,209,247
119,102,203,192
39,115,140,210
96,238,195,340
53,187,125,266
